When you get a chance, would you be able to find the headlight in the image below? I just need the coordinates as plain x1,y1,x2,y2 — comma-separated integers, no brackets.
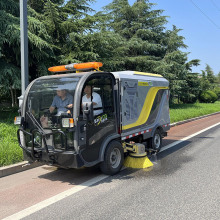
62,118,74,128
14,116,22,125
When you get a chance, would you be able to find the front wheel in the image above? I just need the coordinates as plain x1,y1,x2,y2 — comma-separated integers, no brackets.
100,141,124,175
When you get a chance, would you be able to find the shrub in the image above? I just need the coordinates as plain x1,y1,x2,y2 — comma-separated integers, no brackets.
199,90,218,103
180,94,197,104
213,87,220,100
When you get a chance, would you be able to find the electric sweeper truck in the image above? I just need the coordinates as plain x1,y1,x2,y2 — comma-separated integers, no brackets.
15,62,170,175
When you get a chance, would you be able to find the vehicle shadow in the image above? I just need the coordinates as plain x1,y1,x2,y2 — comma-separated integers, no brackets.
38,138,195,186
38,164,103,185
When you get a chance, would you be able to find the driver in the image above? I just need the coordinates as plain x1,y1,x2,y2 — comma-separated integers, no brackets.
40,88,73,128
49,88,73,115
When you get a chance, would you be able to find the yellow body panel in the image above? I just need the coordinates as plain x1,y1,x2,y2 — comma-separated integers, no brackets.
135,71,163,78
122,86,168,130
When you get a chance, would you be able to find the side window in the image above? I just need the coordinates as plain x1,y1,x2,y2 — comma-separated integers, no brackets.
102,82,114,116
123,80,138,121
81,75,114,117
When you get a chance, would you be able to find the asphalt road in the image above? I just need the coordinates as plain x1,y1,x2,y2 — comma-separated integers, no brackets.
21,125,220,220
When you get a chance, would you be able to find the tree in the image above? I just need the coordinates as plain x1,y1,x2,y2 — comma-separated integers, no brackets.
0,0,56,106
44,0,97,64
199,64,218,92
95,0,168,72
97,1,195,104
200,70,210,91
0,0,23,106
155,26,189,103
0,0,97,107
0,0,210,107
217,72,220,84
181,59,201,103
206,64,215,83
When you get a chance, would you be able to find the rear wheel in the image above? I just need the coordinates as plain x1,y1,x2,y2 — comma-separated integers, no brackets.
100,141,124,175
149,129,162,153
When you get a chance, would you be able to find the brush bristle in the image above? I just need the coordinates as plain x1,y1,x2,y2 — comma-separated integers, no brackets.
124,155,153,169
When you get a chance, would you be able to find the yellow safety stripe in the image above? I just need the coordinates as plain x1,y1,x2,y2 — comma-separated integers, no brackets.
122,87,168,130
134,71,163,77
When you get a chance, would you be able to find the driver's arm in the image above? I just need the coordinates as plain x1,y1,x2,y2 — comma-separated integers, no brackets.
66,104,73,108
49,106,55,113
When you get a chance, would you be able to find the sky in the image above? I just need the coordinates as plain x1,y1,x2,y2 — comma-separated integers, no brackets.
90,0,220,75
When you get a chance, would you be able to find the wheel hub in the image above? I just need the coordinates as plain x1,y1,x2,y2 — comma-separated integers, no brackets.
154,134,160,149
110,148,121,168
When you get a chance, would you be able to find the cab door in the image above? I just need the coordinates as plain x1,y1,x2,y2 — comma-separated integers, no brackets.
79,73,118,163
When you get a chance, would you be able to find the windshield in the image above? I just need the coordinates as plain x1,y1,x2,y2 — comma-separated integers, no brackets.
26,77,80,127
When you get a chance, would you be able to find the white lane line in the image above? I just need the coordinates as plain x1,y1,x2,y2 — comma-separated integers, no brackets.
3,122,220,220
160,122,220,153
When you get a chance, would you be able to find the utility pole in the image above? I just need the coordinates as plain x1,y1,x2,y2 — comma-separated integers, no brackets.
20,0,29,99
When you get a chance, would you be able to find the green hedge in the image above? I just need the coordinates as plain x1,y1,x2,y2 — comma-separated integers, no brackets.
199,90,218,103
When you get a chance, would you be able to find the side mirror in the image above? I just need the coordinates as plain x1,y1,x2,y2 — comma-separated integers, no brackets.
83,102,94,121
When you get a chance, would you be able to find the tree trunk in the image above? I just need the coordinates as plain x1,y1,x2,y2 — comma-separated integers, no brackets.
13,88,17,106
9,86,15,107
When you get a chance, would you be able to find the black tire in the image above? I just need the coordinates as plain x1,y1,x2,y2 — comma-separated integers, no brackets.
100,141,124,175
149,129,162,153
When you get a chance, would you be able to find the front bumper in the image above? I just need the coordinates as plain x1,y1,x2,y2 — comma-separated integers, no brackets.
18,128,84,168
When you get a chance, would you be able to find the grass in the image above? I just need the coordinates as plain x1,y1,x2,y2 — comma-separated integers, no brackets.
0,101,219,167
170,101,220,123
0,107,23,167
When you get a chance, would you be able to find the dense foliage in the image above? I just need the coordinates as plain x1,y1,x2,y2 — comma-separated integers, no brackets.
0,0,219,105
199,90,218,103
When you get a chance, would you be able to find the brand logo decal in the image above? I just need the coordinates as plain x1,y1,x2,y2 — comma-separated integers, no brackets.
138,81,153,86
94,114,108,126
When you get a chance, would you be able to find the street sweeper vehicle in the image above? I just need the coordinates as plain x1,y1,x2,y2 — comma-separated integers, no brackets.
15,62,170,175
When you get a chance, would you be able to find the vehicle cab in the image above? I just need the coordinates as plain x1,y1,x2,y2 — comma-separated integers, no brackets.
15,63,120,173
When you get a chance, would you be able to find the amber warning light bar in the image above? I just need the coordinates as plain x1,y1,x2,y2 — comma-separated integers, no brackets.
48,62,103,73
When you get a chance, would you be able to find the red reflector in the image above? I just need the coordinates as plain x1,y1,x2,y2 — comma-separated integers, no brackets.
118,127,121,134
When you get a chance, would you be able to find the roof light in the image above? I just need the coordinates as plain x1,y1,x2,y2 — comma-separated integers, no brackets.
48,62,103,73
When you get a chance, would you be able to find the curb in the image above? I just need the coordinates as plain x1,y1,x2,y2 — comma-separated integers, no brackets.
0,161,43,178
1,111,220,178
170,111,220,127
